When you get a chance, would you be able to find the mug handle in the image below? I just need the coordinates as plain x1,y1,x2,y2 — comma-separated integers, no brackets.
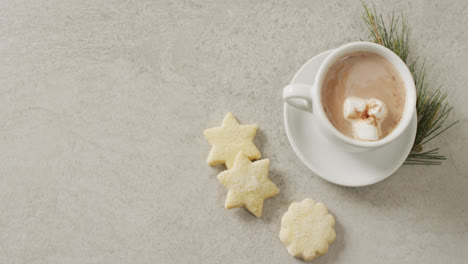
283,84,313,112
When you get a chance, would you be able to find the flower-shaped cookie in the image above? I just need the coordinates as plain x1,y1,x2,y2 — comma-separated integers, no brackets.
280,198,336,261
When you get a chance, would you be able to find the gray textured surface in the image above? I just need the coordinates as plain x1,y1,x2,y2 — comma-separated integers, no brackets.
0,0,467,263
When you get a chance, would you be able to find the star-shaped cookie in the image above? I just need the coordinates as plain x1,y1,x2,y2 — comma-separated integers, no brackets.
280,199,336,261
217,152,279,217
204,112,261,169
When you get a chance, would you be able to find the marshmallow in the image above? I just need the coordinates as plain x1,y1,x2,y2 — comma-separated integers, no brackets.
354,119,380,141
343,97,388,141
367,99,388,121
344,98,367,119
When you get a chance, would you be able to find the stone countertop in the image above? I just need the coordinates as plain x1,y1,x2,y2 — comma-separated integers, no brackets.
1,0,467,263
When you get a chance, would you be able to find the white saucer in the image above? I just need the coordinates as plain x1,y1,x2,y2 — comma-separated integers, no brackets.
284,50,417,187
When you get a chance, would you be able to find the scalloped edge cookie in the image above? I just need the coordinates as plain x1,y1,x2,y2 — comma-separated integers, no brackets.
279,198,336,261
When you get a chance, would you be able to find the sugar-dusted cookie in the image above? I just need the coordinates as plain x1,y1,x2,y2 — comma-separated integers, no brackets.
204,112,261,169
280,198,336,261
217,152,279,217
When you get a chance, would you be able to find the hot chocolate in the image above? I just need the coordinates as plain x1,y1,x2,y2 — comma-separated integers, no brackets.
321,52,406,141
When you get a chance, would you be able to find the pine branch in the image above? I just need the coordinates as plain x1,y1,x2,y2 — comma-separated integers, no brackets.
361,2,458,165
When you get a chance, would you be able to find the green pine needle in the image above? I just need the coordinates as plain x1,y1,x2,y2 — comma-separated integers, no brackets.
361,2,458,165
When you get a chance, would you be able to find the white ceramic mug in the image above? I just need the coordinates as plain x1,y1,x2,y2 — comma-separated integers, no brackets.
283,42,416,152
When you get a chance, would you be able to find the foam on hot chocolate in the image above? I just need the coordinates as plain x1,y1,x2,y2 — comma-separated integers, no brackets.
343,97,388,141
